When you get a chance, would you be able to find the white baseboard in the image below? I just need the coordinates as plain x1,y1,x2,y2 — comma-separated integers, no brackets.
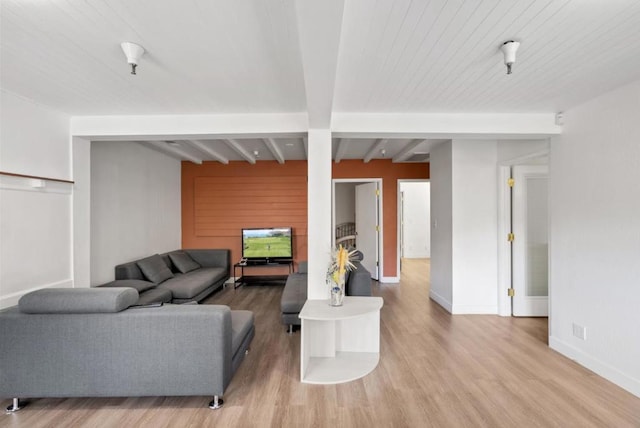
379,276,399,283
549,336,640,398
0,279,73,309
429,290,452,313
428,291,498,314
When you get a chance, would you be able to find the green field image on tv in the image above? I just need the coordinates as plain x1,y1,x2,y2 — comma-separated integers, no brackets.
243,236,291,257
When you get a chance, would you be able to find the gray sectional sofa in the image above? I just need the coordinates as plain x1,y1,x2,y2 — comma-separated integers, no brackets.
100,249,230,304
0,287,254,411
280,255,373,333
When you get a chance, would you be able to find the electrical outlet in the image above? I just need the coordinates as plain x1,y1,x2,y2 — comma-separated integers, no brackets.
572,323,587,340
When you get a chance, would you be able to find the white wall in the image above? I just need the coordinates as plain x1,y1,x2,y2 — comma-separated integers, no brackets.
430,140,499,314
451,140,498,314
90,142,181,285
549,79,640,397
334,182,355,225
0,91,72,308
400,181,430,258
497,139,549,163
429,141,453,310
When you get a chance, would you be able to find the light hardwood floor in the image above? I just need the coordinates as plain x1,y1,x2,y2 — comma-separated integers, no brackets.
2,259,639,427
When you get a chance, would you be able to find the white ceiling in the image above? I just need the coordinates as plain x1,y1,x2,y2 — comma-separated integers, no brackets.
3,0,640,163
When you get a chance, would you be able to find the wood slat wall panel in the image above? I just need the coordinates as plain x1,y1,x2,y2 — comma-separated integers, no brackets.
195,211,307,219
195,184,307,193
182,160,428,276
195,202,306,210
183,161,308,265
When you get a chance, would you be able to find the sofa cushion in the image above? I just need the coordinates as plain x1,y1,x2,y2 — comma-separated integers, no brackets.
346,262,372,296
19,288,138,314
136,254,174,284
231,310,255,355
98,279,156,293
281,273,308,313
169,251,201,274
158,267,227,299
135,287,173,305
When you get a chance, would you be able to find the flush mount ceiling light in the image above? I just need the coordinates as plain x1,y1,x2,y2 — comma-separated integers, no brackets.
120,42,145,75
500,40,520,75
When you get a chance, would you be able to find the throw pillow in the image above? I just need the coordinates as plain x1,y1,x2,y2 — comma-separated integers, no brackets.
169,251,201,274
136,254,174,284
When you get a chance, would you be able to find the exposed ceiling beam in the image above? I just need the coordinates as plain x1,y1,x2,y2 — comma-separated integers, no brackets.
162,141,203,164
224,139,256,164
363,139,387,163
140,141,203,164
294,0,345,128
185,140,229,164
392,139,425,163
334,138,347,163
263,138,285,164
331,113,561,138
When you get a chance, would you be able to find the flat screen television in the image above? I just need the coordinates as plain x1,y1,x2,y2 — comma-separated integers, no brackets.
241,227,293,263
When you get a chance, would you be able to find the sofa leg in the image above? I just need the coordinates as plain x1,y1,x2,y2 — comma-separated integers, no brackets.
208,396,224,410
288,324,293,334
6,398,24,412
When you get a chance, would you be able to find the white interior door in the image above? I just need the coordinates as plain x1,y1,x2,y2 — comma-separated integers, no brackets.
355,182,379,280
512,165,549,316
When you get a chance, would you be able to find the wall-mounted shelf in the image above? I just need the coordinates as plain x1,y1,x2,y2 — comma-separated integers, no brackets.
0,171,74,184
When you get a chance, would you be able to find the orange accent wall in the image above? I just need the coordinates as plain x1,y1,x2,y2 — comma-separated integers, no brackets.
182,161,308,271
332,160,429,278
182,159,428,278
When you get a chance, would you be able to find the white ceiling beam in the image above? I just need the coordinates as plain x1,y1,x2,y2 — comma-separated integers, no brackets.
392,139,425,163
263,138,285,164
295,0,346,129
140,141,203,164
331,113,562,139
161,141,203,164
334,138,348,163
363,139,388,163
71,113,308,138
185,140,229,164
224,139,256,164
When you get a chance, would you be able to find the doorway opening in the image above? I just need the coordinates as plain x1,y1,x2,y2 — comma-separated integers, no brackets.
332,179,382,281
397,180,430,285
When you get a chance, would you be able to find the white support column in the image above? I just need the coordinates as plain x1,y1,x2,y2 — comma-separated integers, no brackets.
72,136,91,287
307,129,333,299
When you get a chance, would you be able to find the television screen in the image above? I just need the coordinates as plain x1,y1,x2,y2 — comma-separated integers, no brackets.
242,227,293,260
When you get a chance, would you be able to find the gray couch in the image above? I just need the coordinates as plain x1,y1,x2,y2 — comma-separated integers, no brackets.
0,287,254,411
280,256,373,333
101,249,230,304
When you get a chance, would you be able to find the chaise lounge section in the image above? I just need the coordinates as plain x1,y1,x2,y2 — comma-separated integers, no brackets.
0,287,254,410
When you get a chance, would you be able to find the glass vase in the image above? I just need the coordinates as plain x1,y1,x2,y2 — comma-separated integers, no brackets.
329,272,345,306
